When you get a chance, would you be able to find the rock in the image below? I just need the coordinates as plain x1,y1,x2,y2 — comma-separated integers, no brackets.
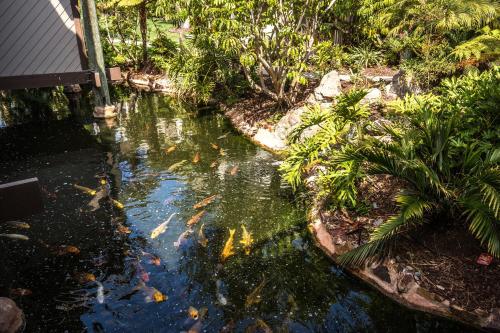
361,88,382,104
366,75,394,83
339,74,351,82
384,83,398,99
153,78,174,92
372,265,391,283
0,298,24,333
397,269,415,293
391,70,422,97
314,70,342,101
253,128,287,151
274,105,309,140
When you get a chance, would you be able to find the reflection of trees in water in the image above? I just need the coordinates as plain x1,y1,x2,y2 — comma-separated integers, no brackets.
0,88,70,124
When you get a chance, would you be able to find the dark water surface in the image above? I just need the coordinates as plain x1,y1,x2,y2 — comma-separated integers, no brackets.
0,92,478,332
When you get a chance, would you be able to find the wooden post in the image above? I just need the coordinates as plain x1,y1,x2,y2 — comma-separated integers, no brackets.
80,0,116,118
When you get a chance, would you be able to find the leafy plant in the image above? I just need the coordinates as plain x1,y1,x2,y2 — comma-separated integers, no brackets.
336,105,500,266
280,89,369,207
348,45,384,69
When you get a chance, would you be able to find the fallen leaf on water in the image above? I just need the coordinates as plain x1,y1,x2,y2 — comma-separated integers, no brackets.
221,229,236,262
117,225,131,234
210,161,218,168
230,166,239,176
74,272,96,284
187,210,206,227
211,143,219,150
193,195,218,209
192,152,201,164
188,306,199,320
10,288,32,297
165,145,176,154
219,149,226,156
58,245,80,255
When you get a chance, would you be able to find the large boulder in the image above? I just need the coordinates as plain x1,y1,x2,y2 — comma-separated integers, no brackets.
314,70,342,101
0,298,24,333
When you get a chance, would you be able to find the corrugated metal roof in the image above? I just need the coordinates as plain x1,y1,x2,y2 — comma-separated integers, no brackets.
0,0,83,77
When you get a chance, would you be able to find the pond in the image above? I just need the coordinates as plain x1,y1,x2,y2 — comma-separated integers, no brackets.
0,91,479,332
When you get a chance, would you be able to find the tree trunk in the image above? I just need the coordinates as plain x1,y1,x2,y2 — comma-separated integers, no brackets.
139,1,148,67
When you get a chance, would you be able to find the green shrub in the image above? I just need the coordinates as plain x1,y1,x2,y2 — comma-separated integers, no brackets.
347,45,384,69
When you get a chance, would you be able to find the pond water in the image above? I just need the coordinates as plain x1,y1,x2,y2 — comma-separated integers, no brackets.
0,92,478,332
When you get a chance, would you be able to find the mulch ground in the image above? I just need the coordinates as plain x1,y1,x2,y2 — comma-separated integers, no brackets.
320,174,500,314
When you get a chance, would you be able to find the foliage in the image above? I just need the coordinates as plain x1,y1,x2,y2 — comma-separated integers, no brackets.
280,89,369,207
187,0,335,106
282,67,500,265
358,0,500,87
348,44,384,69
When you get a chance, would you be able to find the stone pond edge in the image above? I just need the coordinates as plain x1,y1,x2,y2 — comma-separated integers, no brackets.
220,98,500,333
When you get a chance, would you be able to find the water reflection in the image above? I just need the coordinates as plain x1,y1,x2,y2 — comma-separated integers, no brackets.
0,91,478,332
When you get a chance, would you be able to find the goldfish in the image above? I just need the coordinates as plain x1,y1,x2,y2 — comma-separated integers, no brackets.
167,160,187,172
151,212,177,239
187,321,202,333
245,319,272,333
187,210,206,227
193,195,218,209
153,290,167,303
188,306,199,320
165,145,176,154
219,148,226,156
210,161,218,168
221,229,236,261
230,166,239,176
198,224,208,247
240,225,254,255
245,275,266,308
10,288,32,297
4,221,30,229
210,143,219,150
174,229,194,249
74,272,96,284
0,234,29,241
96,281,105,304
192,152,201,164
57,245,80,255
133,260,150,282
74,184,97,196
141,251,161,266
111,199,124,209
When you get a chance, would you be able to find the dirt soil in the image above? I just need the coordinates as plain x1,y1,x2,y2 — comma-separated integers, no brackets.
320,174,500,315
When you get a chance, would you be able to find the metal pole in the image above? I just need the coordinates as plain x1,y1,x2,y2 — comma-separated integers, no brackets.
81,0,115,117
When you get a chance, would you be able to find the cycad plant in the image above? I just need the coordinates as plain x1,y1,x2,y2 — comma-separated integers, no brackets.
336,103,500,266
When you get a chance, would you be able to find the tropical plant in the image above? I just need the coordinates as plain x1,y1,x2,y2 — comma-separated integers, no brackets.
280,89,369,207
348,44,384,69
187,0,336,106
336,105,500,266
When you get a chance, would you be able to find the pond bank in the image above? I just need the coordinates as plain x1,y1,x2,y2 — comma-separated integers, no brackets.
220,75,500,332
